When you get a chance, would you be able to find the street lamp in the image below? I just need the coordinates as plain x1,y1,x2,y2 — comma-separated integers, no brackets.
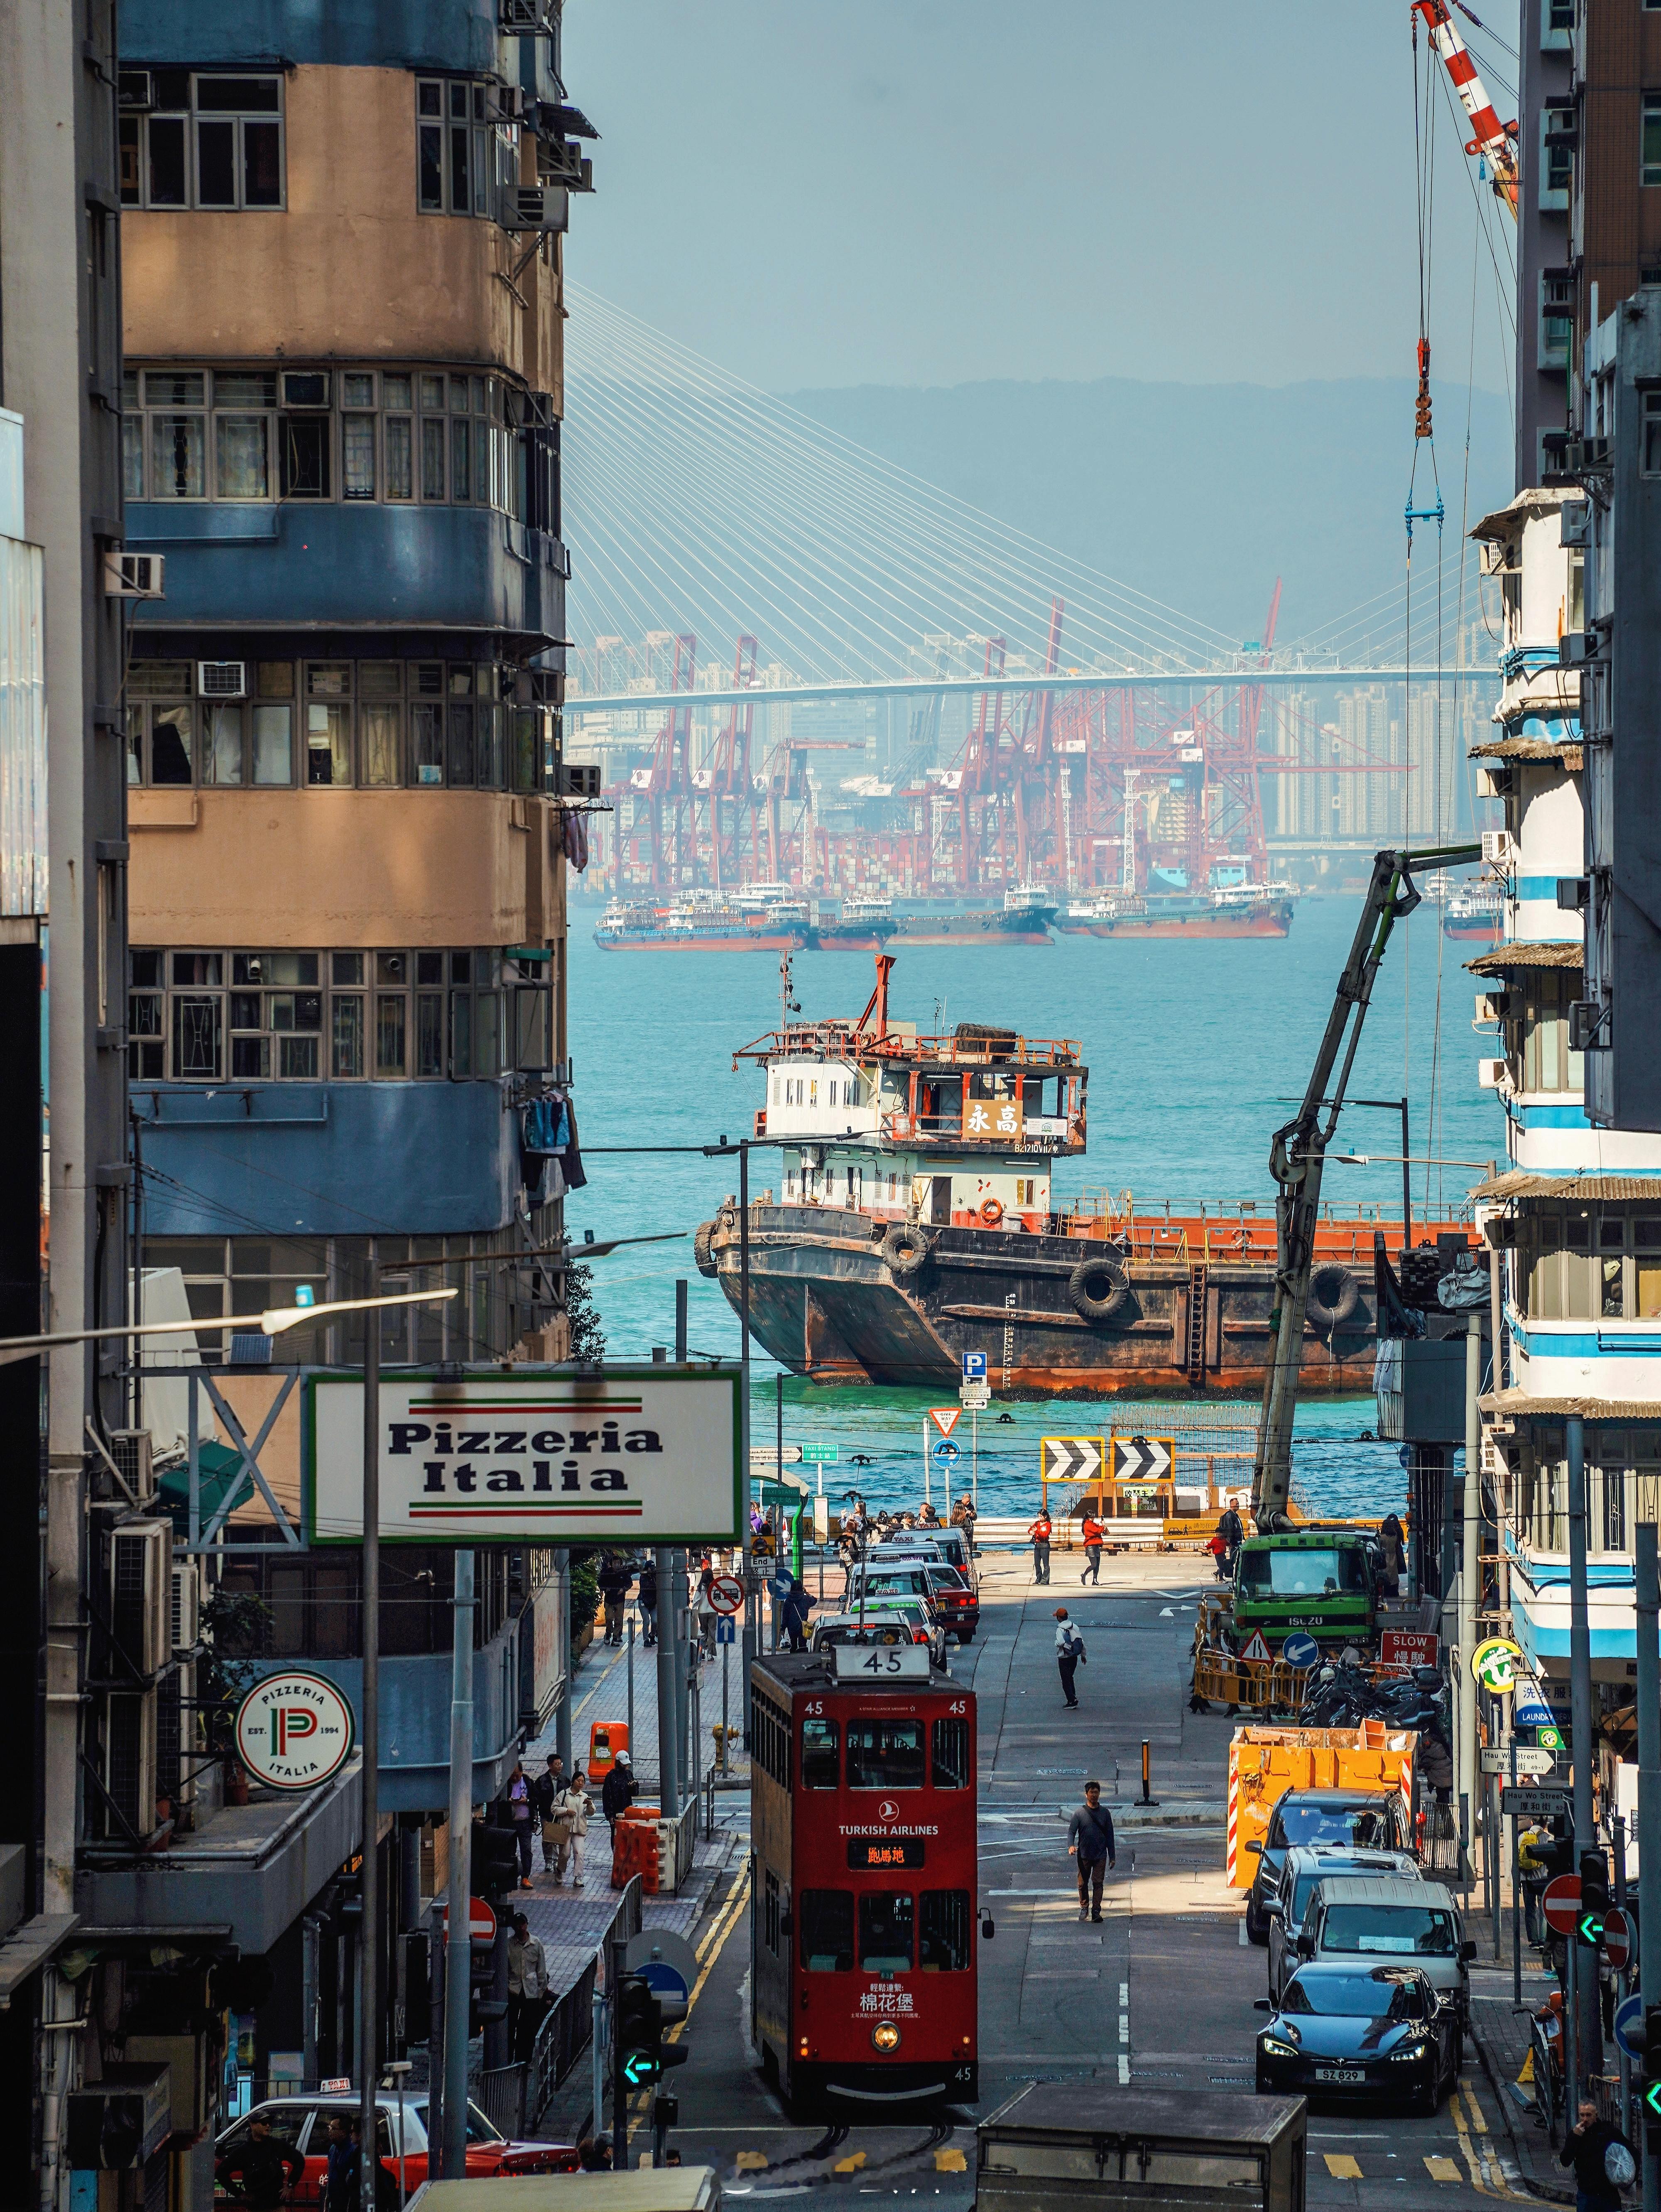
0,1285,455,1365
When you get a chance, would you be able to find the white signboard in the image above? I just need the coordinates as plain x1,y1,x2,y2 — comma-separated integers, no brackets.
235,1671,356,1791
306,1368,741,1543
833,1642,931,1681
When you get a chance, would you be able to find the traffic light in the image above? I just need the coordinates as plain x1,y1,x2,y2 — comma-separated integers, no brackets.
1578,1848,1610,1948
1643,2005,1661,2151
613,1973,691,2098
472,1820,522,1902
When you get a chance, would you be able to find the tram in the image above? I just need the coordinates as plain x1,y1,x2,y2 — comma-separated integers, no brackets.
750,1648,982,2113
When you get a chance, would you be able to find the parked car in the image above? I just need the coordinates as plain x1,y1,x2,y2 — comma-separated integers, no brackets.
847,1559,980,1641
1244,1787,1412,1943
1265,1846,1421,2004
1294,1874,1475,2033
1255,1962,1459,2112
879,1526,977,1587
213,2092,576,2207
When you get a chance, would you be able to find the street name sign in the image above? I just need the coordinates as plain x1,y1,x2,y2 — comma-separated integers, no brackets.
1482,1746,1556,1776
307,1366,742,1543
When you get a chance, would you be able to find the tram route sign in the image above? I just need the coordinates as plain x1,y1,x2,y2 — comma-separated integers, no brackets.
305,1366,742,1543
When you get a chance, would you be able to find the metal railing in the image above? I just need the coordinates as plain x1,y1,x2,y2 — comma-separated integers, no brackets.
527,1873,643,2128
480,2062,528,2140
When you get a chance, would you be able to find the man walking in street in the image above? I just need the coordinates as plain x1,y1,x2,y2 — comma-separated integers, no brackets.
1054,1606,1085,1708
1079,1509,1105,1584
1560,2098,1634,2212
532,1754,564,1877
601,1747,637,1845
1029,1511,1052,1585
637,1556,658,1647
1216,1502,1243,1581
216,2110,304,2209
1067,1779,1117,1923
507,1910,550,2060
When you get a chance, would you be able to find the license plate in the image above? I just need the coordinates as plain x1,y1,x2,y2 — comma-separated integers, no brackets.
1313,2067,1365,2084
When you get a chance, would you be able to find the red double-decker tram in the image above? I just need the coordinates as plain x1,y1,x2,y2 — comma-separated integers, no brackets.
750,1649,981,2112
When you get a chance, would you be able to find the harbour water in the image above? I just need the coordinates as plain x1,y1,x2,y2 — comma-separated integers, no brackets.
565,891,1504,1519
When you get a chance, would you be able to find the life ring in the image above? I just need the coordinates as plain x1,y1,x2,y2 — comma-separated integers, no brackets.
881,1223,933,1277
1067,1253,1129,1323
1306,1263,1360,1334
979,1197,1004,1228
693,1220,719,1279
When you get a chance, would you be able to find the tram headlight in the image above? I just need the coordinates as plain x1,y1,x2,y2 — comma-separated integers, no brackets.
871,2021,902,2053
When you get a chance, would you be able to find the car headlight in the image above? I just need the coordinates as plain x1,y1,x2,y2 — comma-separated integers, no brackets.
1389,2039,1431,2063
872,2022,902,2052
1259,2036,1301,2060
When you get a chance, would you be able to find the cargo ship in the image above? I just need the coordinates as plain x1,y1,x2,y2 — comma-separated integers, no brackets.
1054,883,1295,940
880,886,1058,947
594,893,811,951
1443,884,1502,942
695,954,1455,1396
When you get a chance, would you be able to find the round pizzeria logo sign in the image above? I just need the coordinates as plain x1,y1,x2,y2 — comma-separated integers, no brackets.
1470,1637,1525,1696
235,1671,356,1791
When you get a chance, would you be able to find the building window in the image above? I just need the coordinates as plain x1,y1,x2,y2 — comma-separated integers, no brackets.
1644,93,1661,186
119,72,285,211
415,78,517,219
1540,112,1573,213
1518,968,1586,1091
1643,393,1661,476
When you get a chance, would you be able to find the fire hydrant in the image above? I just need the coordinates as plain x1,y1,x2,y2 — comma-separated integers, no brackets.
711,1723,738,1775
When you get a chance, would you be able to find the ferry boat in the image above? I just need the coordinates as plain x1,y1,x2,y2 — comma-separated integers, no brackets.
1443,884,1502,942
594,893,811,952
695,953,1457,1396
1054,883,1294,939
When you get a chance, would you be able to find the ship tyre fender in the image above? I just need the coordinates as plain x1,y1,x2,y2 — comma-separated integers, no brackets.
1305,1263,1360,1334
881,1223,933,1277
693,1220,719,1279
979,1197,1004,1228
1068,1253,1130,1324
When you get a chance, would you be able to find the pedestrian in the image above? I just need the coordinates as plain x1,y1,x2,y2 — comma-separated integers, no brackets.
1067,1779,1117,1923
507,1909,550,2060
559,1766,594,1888
601,1746,637,1846
532,1755,564,1875
1378,1510,1405,1599
1216,1502,1244,1578
1054,1606,1085,1708
695,1555,718,1657
1079,1509,1104,1584
919,1498,941,1527
1559,2098,1635,2212
1208,1530,1230,1581
216,2110,305,2210
544,1768,580,1887
322,2116,353,2212
1028,1512,1052,1585
507,1759,535,1887
598,1552,632,1645
343,2116,396,2211
1518,1819,1551,1945
637,1557,658,1647
780,1572,813,1652
578,2135,614,2172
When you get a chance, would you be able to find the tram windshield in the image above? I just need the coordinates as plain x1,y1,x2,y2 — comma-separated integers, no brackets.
847,1718,926,1789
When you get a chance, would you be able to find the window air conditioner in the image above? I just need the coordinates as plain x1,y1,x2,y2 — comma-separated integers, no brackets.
110,1522,171,1678
504,185,568,232
118,70,153,110
280,371,331,409
1475,766,1512,799
197,660,247,700
1473,991,1507,1028
101,1689,158,1840
1481,829,1519,872
500,0,555,30
154,1664,184,1805
108,1428,155,1502
488,84,529,122
560,763,602,799
104,551,164,599
1560,501,1591,548
1477,1058,1509,1089
171,1561,200,1653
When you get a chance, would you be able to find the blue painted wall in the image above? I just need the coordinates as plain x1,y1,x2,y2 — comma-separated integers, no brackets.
123,0,505,76
134,1079,516,1235
125,503,567,642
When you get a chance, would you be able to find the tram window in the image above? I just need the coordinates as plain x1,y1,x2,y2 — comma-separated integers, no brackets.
847,1718,925,1790
919,1891,972,1971
800,1889,854,1971
931,1717,971,1788
859,1891,915,1971
801,1715,839,1789
764,1869,781,1955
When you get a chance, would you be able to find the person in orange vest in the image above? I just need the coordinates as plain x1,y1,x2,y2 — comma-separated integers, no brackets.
1028,1513,1052,1584
1079,1510,1105,1585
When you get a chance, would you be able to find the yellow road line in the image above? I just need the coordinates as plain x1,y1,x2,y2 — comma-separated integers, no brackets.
624,1861,753,2152
1323,2153,1362,2179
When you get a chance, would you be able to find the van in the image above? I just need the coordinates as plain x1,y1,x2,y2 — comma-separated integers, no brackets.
1296,1874,1475,2031
1264,1845,1421,2003
1233,1532,1375,1646
878,1526,976,1586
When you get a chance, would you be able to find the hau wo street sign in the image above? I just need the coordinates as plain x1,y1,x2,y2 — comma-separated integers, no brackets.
305,1367,742,1543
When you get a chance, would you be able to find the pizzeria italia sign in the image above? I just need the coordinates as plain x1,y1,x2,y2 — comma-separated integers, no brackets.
305,1367,742,1544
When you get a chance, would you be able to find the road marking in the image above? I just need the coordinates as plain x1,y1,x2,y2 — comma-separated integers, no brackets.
1423,2156,1463,2183
1324,2155,1363,2180
1118,2054,1129,2084
1238,1920,1248,1946
1119,1982,1129,2006
935,2151,967,2173
736,2153,770,2171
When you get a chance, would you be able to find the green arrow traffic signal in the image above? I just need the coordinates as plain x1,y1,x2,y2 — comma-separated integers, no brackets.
623,2051,660,2086
1643,2081,1661,2121
1580,1911,1606,1946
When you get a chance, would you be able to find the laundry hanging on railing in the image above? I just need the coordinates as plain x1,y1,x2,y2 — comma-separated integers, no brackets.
562,807,590,871
516,1089,587,1197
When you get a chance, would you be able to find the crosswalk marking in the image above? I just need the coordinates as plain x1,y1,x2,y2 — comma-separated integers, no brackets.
1323,2154,1362,2179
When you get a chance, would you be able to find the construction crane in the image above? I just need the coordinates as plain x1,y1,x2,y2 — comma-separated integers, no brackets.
1412,0,1519,217
1250,840,1480,1532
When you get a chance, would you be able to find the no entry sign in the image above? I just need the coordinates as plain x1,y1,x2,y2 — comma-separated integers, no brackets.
1604,1906,1636,1971
438,1896,497,1945
1541,1874,1582,1937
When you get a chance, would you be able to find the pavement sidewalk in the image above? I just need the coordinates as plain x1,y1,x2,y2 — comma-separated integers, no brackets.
1468,1987,1576,2203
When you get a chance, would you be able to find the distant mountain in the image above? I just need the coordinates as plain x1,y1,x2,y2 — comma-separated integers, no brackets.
778,374,1514,650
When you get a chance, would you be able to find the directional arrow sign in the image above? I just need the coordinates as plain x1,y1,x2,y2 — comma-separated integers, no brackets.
1616,1991,1646,2061
1041,1436,1105,1486
1481,1745,1556,1776
1111,1435,1175,1484
929,1407,961,1439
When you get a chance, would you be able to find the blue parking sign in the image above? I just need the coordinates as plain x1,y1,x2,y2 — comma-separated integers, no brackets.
961,1352,987,1382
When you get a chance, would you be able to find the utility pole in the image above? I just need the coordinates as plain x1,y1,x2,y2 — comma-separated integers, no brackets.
360,1266,381,2208
1568,1415,1601,2087
442,1550,475,2178
1636,1523,1659,2212
738,1143,755,1740
655,1548,680,1817
1459,1313,1481,1885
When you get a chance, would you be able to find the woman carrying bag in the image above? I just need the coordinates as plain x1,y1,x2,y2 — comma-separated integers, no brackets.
553,1767,595,1890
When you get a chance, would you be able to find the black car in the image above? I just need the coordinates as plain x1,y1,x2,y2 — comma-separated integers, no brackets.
1244,1787,1410,1943
1254,1963,1458,2113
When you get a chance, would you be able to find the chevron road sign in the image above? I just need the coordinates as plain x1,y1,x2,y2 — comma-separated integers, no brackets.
1111,1436,1175,1484
1041,1436,1105,1485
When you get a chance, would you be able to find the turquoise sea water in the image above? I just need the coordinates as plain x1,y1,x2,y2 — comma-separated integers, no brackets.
563,893,1504,1520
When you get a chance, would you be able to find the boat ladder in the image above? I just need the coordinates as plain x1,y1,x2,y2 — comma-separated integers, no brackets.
1186,1263,1209,1390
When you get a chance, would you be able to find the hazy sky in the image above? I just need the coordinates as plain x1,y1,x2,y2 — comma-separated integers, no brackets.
563,1,1521,401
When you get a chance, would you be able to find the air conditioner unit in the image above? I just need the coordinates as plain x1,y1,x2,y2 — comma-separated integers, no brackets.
101,1689,158,1841
108,1428,155,1503
1477,1057,1509,1089
1477,539,1514,576
197,660,247,700
280,370,331,409
154,1664,184,1805
118,70,153,110
488,84,529,122
1560,501,1591,548
1475,766,1512,799
560,763,602,799
503,185,568,232
500,0,555,30
171,1561,200,1653
103,551,164,600
1481,829,1519,872
1473,991,1507,1028
110,1522,171,1678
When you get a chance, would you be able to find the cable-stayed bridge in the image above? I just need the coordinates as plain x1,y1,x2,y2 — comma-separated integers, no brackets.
561,290,1494,902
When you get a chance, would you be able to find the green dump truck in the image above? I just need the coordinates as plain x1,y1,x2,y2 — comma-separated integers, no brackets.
1232,1529,1376,1647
